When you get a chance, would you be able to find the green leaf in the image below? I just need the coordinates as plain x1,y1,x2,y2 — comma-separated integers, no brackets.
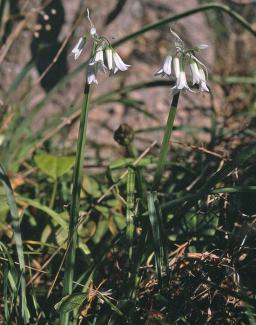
0,164,30,323
0,187,9,228
16,196,68,230
126,167,135,242
54,293,87,314
34,154,75,180
113,213,126,230
82,175,101,198
147,191,168,283
92,217,109,244
78,242,91,255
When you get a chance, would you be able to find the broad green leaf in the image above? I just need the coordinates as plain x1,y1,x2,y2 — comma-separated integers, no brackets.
54,293,87,314
34,154,75,180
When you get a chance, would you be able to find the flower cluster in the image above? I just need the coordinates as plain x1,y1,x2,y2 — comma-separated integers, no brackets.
71,9,130,85
156,29,209,94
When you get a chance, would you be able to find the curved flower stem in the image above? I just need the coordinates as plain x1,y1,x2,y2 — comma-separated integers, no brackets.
60,79,92,325
152,93,180,191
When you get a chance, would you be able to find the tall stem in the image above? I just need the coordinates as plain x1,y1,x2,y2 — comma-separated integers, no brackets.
49,180,57,209
60,82,91,325
152,93,180,191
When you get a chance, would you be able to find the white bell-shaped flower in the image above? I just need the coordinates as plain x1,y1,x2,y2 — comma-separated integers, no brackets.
199,68,209,92
112,51,130,73
155,55,172,77
71,37,86,60
190,62,201,85
87,59,98,84
176,71,190,91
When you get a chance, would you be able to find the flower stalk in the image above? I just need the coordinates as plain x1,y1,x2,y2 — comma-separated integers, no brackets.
60,50,93,325
152,93,180,191
60,9,130,324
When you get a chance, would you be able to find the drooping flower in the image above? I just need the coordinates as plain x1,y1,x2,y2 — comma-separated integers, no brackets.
112,51,130,73
94,46,107,72
155,55,172,77
87,47,108,84
87,59,98,84
198,68,209,92
173,70,191,94
155,28,209,94
104,47,130,73
71,37,86,60
72,9,130,84
190,61,201,85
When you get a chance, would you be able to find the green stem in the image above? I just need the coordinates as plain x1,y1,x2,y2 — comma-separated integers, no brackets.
152,93,180,191
49,180,57,209
60,82,91,324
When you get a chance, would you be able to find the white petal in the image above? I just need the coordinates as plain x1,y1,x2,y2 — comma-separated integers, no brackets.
87,60,98,84
199,68,209,92
105,48,113,70
176,71,190,91
190,62,201,85
113,64,119,74
73,49,82,60
200,81,209,92
72,38,83,52
173,57,180,78
113,52,130,72
95,47,104,62
199,68,206,81
155,68,164,76
163,55,172,75
71,37,85,60
197,44,208,50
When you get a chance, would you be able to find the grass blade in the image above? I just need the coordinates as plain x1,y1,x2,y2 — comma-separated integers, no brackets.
126,166,135,258
0,164,30,323
147,191,167,285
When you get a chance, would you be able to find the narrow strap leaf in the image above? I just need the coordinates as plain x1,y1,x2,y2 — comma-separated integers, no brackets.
0,163,30,323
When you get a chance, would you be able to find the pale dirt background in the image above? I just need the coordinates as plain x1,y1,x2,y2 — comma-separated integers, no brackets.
1,0,255,165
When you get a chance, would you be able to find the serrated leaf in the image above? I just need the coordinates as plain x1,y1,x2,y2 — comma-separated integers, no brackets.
54,293,87,313
34,154,75,180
